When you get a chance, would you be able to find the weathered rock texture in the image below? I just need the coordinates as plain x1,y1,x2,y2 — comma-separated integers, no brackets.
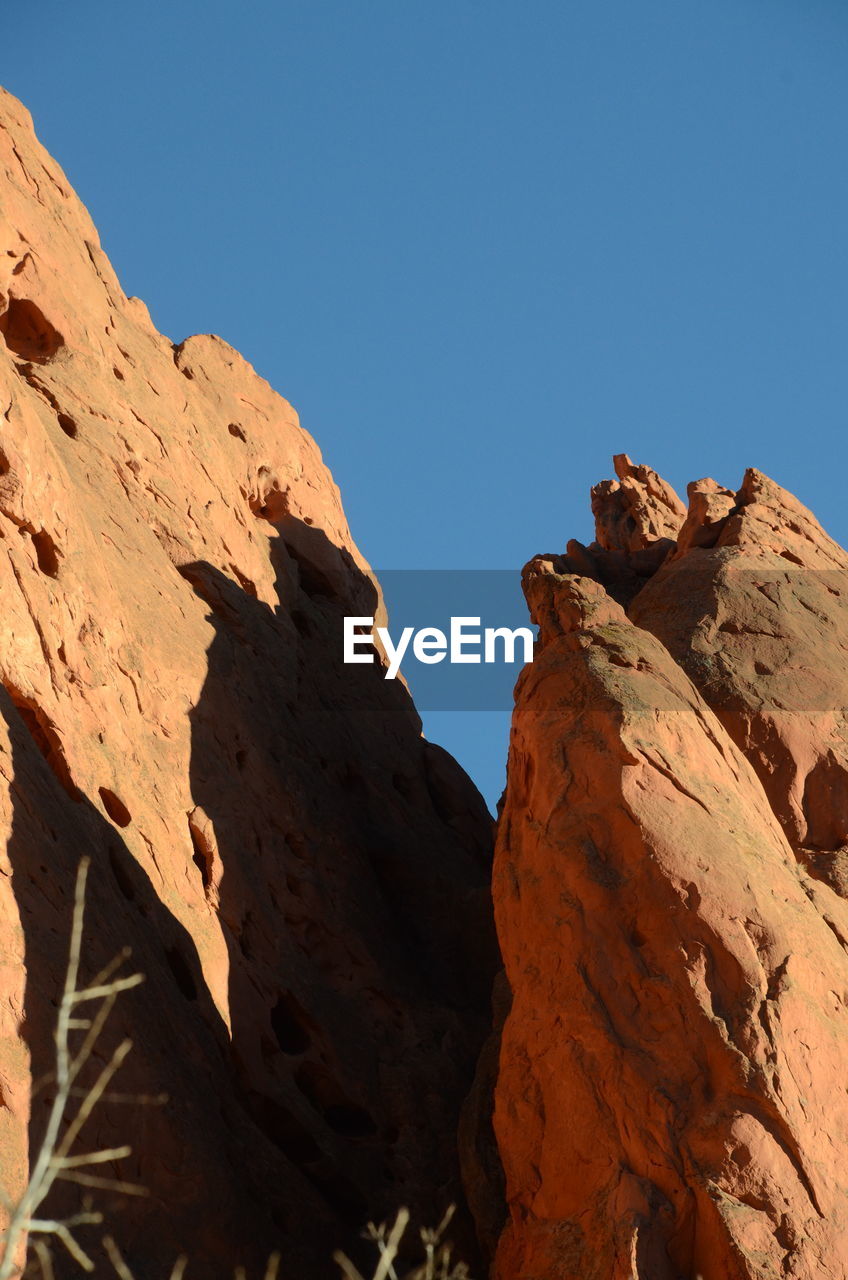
493,460,848,1278
0,87,497,1277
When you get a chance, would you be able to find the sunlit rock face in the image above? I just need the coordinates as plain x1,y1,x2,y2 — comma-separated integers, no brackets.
493,459,848,1279
0,87,497,1278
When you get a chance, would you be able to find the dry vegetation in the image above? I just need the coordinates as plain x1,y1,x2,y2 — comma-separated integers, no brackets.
0,861,471,1280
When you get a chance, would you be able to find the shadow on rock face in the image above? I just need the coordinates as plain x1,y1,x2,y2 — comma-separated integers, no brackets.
182,517,498,1273
1,683,318,1279
1,496,499,1277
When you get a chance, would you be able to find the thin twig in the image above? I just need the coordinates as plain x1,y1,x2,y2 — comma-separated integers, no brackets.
263,1254,281,1280
0,859,144,1279
29,1242,52,1280
103,1236,134,1280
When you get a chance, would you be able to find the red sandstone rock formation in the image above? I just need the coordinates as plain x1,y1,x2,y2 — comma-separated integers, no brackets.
631,468,848,884
0,87,496,1277
493,460,848,1278
590,453,686,555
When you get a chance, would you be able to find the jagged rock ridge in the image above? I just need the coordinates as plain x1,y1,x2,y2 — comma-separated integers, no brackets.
0,87,497,1278
493,457,848,1279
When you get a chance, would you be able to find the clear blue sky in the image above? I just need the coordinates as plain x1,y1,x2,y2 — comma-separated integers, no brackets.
7,0,848,807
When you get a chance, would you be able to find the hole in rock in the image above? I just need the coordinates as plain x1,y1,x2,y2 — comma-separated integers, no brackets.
2,683,80,800
228,422,247,441
57,413,78,439
165,945,198,1001
191,846,211,890
270,994,312,1055
29,529,60,578
112,366,125,381
803,754,848,850
0,298,64,362
248,470,290,522
99,787,132,827
187,815,215,893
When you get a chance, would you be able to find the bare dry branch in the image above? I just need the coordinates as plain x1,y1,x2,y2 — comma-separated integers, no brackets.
103,1235,135,1280
0,861,471,1280
0,860,143,1280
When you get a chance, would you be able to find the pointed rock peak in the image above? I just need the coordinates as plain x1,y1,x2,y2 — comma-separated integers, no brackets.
736,465,788,507
716,467,848,567
522,557,627,645
612,451,634,478
591,455,686,554
672,476,738,557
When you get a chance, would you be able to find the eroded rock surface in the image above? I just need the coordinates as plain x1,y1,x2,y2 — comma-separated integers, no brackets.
632,468,848,881
493,459,848,1278
0,87,496,1277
